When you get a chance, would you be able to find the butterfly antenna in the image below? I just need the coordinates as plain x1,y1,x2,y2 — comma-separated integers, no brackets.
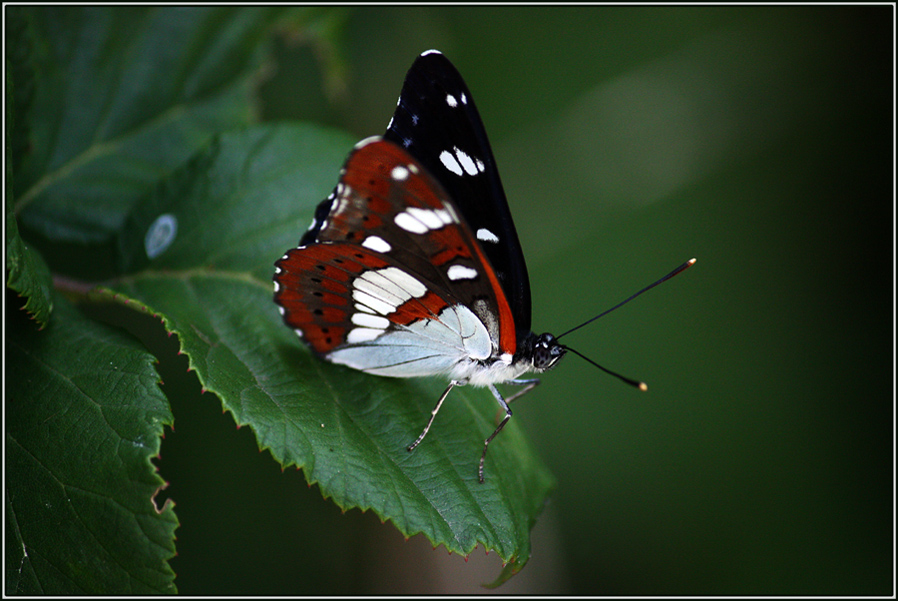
556,258,696,340
555,258,696,392
562,345,649,391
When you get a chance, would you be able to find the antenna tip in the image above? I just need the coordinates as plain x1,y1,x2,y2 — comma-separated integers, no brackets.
638,382,648,391
687,258,697,266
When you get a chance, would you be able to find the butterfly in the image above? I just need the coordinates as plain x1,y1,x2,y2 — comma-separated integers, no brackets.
273,49,694,483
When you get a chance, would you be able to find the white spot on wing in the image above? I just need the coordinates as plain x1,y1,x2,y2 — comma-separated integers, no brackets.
352,289,395,315
347,328,382,343
477,228,499,243
439,150,464,176
354,135,381,149
447,265,478,280
394,207,454,234
411,207,444,229
353,267,427,310
351,313,390,329
379,267,427,297
391,165,409,181
421,49,442,57
362,235,392,253
446,94,458,108
354,274,405,306
354,302,375,314
145,214,177,259
394,211,429,234
454,147,481,176
443,203,460,223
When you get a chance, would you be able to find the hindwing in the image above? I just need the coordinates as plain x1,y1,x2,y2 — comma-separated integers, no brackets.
274,138,517,370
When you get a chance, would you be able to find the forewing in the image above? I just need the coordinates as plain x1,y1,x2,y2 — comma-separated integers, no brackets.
384,50,532,337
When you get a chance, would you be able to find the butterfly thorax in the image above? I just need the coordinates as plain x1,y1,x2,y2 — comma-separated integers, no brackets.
449,330,565,387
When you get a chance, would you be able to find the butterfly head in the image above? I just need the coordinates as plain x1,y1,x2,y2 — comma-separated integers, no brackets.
523,332,567,373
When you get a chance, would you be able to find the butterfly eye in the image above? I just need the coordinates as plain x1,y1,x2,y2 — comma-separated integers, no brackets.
530,333,566,371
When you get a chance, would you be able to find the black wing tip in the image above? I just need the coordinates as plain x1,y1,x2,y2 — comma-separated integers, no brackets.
414,49,457,72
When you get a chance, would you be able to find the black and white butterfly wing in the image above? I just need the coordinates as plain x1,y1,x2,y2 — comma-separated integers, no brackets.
384,50,532,339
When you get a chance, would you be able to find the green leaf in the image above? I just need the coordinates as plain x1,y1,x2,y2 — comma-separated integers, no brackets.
103,123,556,581
9,5,294,245
5,51,53,327
5,292,177,594
5,205,53,327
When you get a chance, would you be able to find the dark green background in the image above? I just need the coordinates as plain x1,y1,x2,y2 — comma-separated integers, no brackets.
151,6,892,595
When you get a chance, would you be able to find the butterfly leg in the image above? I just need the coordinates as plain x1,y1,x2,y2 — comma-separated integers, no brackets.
503,378,541,404
407,380,462,453
478,384,515,483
